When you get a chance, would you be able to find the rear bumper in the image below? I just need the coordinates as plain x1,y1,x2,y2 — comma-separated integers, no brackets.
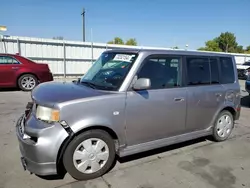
38,72,53,83
16,113,68,176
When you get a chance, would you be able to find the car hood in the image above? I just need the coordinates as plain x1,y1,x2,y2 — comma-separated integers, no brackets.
31,81,113,107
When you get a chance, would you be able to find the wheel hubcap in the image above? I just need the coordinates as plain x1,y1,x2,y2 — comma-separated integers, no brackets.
21,77,36,90
73,138,109,174
216,114,233,138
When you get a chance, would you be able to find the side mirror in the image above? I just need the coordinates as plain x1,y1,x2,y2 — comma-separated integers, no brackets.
133,78,151,90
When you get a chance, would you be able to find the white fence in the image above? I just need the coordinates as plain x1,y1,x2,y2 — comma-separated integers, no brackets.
1,35,250,76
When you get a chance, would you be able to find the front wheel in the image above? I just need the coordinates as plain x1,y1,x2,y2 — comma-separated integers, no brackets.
63,130,116,181
212,110,234,142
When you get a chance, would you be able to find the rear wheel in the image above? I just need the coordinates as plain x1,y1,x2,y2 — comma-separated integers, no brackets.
63,130,116,180
212,110,234,142
18,74,38,91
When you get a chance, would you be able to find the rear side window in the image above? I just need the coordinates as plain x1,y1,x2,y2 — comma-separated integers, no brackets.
0,56,19,64
219,57,235,84
186,57,210,85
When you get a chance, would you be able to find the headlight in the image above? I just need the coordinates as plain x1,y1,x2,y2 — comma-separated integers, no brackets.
36,105,60,122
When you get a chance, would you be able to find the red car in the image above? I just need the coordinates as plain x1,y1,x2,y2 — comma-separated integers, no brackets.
0,53,53,91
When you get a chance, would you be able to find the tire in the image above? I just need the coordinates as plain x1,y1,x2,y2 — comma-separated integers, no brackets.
212,110,234,142
63,129,116,181
18,74,38,91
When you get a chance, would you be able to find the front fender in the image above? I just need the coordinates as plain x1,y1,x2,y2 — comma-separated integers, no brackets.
59,93,127,149
70,116,126,148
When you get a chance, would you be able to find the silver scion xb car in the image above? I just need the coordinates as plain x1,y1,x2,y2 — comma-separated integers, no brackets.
16,49,241,180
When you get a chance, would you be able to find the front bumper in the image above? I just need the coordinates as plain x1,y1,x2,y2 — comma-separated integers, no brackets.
16,113,68,176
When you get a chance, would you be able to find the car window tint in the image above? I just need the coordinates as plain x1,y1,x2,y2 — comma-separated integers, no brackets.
137,56,181,89
0,56,19,64
219,57,235,84
186,57,210,85
210,58,220,84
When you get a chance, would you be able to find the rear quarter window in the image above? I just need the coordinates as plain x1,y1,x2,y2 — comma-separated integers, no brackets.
219,57,235,84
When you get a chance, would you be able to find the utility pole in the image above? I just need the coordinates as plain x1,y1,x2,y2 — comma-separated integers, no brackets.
81,8,85,42
0,25,7,53
91,28,93,64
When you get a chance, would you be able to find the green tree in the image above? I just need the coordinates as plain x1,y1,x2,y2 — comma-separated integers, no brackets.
216,32,238,52
245,45,250,53
197,32,247,53
172,46,179,49
197,39,221,52
125,38,137,46
107,37,138,46
107,37,124,45
235,45,244,53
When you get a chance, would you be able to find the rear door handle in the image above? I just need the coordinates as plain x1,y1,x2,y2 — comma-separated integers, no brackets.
12,67,19,70
174,97,185,102
215,93,222,97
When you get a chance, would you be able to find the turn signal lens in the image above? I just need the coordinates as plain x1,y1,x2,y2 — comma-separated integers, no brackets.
51,110,60,122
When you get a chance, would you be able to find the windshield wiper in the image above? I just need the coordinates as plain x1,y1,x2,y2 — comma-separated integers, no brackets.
80,81,97,89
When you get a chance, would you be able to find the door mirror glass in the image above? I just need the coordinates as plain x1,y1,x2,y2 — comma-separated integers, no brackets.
133,78,151,90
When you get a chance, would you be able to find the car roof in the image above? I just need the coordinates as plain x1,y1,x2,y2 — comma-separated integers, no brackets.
0,53,16,56
0,53,22,58
104,48,234,58
0,49,234,59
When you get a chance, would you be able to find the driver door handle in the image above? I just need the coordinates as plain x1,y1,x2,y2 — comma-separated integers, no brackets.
174,97,185,102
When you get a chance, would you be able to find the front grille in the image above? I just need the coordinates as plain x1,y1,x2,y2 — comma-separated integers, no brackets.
24,102,34,122
18,115,25,136
26,102,33,109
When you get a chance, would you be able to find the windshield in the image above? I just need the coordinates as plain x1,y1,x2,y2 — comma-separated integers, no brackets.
80,52,138,91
